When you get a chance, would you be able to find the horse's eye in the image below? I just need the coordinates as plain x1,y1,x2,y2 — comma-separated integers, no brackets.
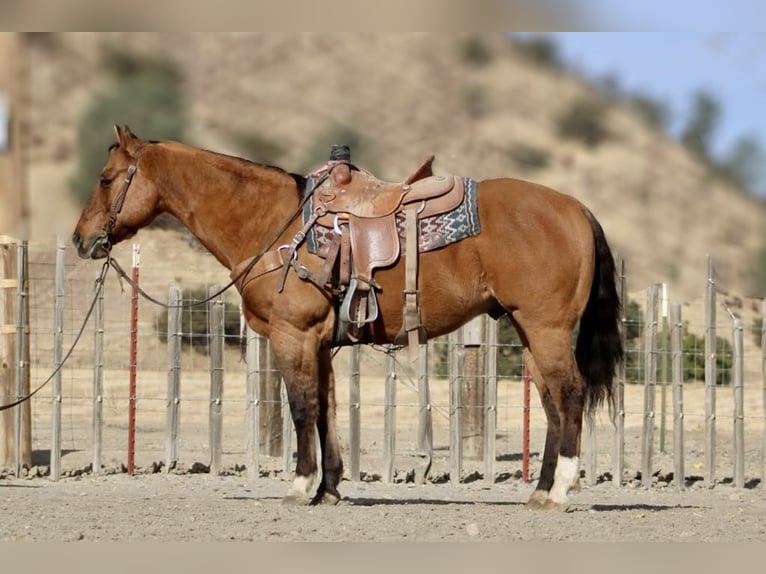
100,177,113,188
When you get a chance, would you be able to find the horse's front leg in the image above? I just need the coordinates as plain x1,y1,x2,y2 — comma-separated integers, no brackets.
270,331,322,506
312,346,344,505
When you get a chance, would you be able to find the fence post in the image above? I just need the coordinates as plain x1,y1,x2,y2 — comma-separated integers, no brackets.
522,362,531,483
245,325,260,480
416,342,432,483
208,285,224,475
348,345,361,481
671,303,684,490
761,299,765,489
51,235,65,480
92,270,105,475
484,318,498,485
462,316,485,462
641,284,659,488
659,283,669,453
732,317,744,488
127,244,139,475
281,380,292,473
383,347,396,483
613,256,626,487
449,328,464,484
704,256,717,488
165,286,182,472
13,239,28,477
259,337,282,457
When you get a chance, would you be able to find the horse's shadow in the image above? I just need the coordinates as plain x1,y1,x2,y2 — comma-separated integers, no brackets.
222,494,698,513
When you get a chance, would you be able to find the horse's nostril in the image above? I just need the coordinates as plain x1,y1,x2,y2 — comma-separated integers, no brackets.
72,232,81,249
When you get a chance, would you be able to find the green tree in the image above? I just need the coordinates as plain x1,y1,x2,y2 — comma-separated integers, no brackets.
754,241,766,296
680,90,720,161
70,49,186,205
717,135,764,191
556,97,610,148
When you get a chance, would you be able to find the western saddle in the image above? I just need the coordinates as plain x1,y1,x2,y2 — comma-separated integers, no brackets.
233,145,467,355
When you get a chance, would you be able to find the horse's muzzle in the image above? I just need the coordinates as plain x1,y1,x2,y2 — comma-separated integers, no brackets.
72,231,109,260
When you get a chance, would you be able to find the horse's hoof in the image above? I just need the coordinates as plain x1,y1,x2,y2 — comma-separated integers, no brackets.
282,493,310,506
525,490,548,510
313,492,341,506
541,499,571,512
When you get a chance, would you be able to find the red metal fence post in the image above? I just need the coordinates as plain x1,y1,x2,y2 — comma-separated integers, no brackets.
523,363,531,483
127,244,139,475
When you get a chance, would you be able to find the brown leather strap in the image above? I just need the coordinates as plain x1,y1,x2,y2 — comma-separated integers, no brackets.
403,204,422,362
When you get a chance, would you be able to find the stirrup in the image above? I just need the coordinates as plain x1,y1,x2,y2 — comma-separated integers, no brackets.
339,277,379,325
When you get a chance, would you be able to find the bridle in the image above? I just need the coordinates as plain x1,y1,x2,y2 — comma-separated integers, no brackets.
98,146,143,254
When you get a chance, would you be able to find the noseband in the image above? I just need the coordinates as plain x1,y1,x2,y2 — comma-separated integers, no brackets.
101,146,143,250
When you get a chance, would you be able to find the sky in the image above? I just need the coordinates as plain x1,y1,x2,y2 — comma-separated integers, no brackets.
517,33,766,198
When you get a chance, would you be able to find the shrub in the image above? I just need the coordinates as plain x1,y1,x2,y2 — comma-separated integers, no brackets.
556,97,609,148
155,287,241,350
70,48,187,205
513,35,561,69
753,317,763,349
508,143,550,171
460,36,493,68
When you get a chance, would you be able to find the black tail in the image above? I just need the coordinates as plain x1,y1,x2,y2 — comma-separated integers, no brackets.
576,208,623,415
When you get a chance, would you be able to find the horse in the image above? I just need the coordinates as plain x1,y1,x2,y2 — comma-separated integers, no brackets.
73,125,622,511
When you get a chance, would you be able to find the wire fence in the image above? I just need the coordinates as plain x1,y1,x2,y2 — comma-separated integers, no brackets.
1,236,765,490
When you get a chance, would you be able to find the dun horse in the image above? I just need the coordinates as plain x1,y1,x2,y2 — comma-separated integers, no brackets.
73,125,622,510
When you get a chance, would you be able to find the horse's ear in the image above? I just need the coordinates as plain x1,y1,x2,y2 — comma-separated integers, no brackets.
114,124,140,155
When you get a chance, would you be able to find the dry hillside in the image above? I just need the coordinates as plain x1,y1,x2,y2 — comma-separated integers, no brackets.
23,32,766,307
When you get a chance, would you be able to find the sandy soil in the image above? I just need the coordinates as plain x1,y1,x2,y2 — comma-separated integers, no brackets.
2,462,766,542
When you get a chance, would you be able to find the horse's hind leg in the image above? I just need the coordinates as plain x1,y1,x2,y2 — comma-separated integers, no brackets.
311,347,344,505
523,330,585,511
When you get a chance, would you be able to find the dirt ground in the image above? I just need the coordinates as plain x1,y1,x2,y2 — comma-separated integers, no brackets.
2,461,766,542
3,380,766,543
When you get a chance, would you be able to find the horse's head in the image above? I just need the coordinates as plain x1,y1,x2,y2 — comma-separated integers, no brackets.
72,124,160,259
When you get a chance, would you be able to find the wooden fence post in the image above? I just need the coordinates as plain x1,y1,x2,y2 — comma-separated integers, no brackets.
671,303,685,490
732,317,744,488
258,337,282,457
704,256,717,488
761,299,765,489
245,324,260,480
0,238,30,473
165,286,182,472
208,285,224,475
641,284,659,488
382,347,396,483
348,345,361,481
462,316,485,462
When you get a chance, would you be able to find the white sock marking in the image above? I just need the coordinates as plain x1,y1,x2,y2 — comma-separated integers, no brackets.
548,456,579,505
